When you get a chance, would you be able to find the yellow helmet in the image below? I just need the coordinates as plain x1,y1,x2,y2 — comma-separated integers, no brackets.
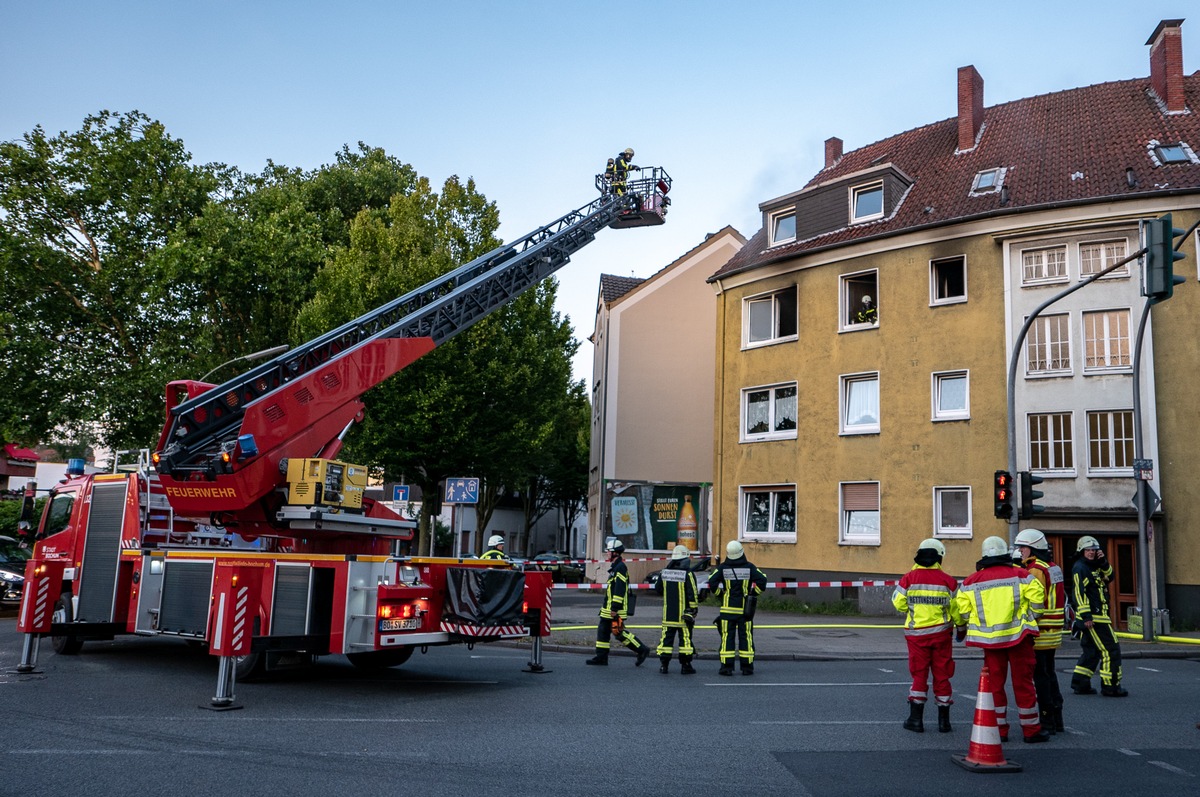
623,147,634,158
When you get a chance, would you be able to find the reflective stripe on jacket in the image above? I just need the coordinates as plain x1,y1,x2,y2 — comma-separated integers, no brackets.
1070,558,1113,624
655,564,698,626
480,548,506,561
706,556,768,618
1026,557,1066,649
955,564,1042,648
892,564,962,637
601,558,630,618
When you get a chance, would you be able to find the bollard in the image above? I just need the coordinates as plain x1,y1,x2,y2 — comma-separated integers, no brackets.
200,562,263,711
11,558,65,674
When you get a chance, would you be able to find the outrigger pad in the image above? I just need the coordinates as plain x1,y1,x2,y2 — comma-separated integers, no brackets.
444,567,525,625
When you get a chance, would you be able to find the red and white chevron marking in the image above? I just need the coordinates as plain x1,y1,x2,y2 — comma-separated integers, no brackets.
30,575,52,628
439,621,528,638
552,579,900,590
231,586,249,651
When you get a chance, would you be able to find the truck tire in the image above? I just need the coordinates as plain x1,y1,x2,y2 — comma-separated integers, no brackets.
346,647,415,669
233,616,264,681
50,594,84,655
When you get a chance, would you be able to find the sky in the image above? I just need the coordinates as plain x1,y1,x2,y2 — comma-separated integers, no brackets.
2,1,1193,384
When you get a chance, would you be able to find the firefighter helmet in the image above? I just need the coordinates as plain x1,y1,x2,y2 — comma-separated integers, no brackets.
487,534,505,548
981,536,1009,558
726,540,744,558
623,147,634,158
1014,529,1047,550
917,538,946,557
671,545,689,560
605,538,625,555
1076,535,1101,552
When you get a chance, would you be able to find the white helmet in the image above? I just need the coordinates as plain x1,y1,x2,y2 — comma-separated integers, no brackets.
981,536,1009,558
862,295,873,305
917,538,946,557
1014,529,1047,550
605,538,625,554
726,540,744,558
487,534,505,548
1076,535,1101,552
671,544,689,560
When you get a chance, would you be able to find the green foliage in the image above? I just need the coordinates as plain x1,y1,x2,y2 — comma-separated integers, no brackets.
0,495,45,538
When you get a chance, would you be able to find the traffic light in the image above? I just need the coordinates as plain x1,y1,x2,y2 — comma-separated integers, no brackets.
1019,470,1045,519
1143,213,1186,304
993,470,1014,520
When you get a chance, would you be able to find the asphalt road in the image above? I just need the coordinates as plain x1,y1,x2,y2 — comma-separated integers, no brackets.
4,607,1200,797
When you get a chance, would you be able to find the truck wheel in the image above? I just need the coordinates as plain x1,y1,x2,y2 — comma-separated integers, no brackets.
346,647,414,669
233,617,264,681
50,594,83,655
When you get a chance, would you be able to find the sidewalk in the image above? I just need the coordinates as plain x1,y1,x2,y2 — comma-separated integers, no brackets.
532,594,1200,663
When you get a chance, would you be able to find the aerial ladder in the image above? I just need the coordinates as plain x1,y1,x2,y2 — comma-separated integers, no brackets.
14,166,671,704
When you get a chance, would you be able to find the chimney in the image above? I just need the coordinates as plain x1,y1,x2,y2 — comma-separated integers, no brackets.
957,65,984,152
824,137,843,168
1147,19,1186,113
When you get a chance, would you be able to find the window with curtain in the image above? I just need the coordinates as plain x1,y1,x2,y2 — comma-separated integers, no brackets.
842,373,879,434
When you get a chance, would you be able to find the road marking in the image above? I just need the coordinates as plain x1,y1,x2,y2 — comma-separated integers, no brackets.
94,716,443,723
706,681,910,687
1148,761,1194,777
1117,748,1141,756
877,668,894,673
1137,666,1161,672
753,720,897,725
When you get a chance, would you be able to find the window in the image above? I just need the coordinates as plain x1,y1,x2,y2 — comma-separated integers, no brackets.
744,287,798,346
1025,314,1071,375
1083,310,1131,371
1155,143,1189,164
742,383,798,441
1088,410,1134,473
934,487,972,538
840,482,880,544
741,486,797,540
41,492,75,537
850,181,884,223
1079,239,1129,277
1022,245,1068,284
842,271,878,328
932,371,969,421
1028,412,1074,472
930,256,966,304
970,168,1005,195
841,373,880,434
769,211,796,246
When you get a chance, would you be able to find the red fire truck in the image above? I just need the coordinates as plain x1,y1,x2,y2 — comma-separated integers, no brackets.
14,168,671,705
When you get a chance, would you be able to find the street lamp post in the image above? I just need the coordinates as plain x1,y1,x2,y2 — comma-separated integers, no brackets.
199,344,290,383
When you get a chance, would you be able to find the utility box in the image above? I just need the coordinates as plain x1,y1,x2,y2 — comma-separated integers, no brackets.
285,458,366,510
1127,606,1171,635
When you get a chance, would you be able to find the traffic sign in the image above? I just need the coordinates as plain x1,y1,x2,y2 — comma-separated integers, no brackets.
392,484,410,502
444,477,480,504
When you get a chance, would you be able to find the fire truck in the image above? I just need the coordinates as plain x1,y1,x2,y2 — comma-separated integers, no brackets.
15,167,671,704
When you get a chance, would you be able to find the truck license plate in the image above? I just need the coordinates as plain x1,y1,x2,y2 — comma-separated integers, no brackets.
380,617,421,631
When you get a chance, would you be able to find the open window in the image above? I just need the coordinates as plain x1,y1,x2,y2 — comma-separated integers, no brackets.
744,286,798,347
930,256,966,305
841,271,878,329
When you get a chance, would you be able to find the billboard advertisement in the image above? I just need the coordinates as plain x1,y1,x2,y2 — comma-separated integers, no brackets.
604,482,709,552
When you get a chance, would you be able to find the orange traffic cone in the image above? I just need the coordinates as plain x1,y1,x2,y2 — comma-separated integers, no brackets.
951,665,1023,773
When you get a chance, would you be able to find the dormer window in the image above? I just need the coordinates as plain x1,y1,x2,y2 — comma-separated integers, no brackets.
769,210,796,246
1156,143,1189,163
970,167,1006,195
850,182,884,223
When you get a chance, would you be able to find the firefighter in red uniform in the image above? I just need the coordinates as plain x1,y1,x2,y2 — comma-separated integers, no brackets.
891,538,962,733
586,538,651,667
954,535,1051,743
1014,528,1067,732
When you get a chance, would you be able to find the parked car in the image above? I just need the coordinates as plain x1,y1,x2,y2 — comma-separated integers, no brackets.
532,553,584,584
0,535,29,607
645,555,712,590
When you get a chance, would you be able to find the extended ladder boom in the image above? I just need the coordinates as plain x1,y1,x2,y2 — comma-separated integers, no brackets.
153,168,670,523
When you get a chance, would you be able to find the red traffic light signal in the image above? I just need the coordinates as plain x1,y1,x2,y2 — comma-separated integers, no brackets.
994,470,1014,519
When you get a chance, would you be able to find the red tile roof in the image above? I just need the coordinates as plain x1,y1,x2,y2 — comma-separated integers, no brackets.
712,72,1200,281
599,274,646,304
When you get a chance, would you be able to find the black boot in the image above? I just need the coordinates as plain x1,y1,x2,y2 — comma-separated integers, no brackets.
1052,708,1065,732
680,657,696,675
1101,683,1129,697
1040,711,1056,735
659,656,670,674
740,662,754,676
585,653,608,666
1071,675,1097,695
635,646,649,667
903,702,925,733
1024,729,1051,743
937,706,952,733
718,663,733,676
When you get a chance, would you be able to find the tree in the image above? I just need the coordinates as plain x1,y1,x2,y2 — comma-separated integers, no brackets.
0,111,220,448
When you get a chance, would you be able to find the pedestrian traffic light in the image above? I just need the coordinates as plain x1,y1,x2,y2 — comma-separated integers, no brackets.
993,470,1014,520
1018,470,1045,519
1143,213,1186,304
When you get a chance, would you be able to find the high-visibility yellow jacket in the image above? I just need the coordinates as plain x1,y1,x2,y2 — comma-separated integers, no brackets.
954,562,1043,649
892,564,962,638
1024,555,1066,649
480,548,506,561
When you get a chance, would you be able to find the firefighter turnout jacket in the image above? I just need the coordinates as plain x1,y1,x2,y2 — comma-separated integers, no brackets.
480,547,506,561
706,555,767,618
601,557,633,619
892,564,962,638
655,561,699,626
1071,556,1114,625
1025,554,1066,649
954,557,1043,648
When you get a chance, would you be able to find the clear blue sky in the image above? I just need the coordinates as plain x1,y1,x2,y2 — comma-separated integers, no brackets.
2,1,1192,382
